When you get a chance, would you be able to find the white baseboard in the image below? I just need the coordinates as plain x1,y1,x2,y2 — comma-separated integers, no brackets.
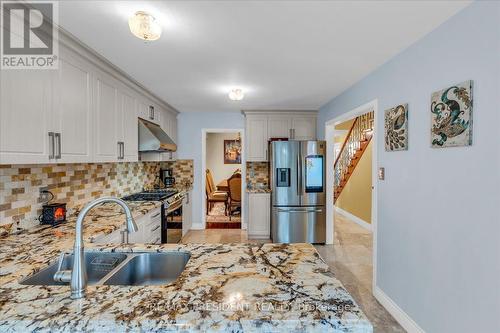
374,286,425,333
335,206,373,232
190,223,204,230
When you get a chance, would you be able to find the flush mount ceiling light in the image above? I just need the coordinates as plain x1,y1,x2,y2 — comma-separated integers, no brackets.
129,11,161,41
228,88,244,101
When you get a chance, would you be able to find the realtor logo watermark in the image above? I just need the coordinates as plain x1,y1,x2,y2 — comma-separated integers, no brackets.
1,1,58,69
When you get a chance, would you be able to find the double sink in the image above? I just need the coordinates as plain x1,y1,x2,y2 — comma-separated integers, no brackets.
20,251,190,286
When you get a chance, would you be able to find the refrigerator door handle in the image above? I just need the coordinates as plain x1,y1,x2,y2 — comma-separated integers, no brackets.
277,208,323,213
296,153,300,196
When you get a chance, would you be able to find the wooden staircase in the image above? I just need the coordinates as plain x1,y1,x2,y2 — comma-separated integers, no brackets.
334,112,374,202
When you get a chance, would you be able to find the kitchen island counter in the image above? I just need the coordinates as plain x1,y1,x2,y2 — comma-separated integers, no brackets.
0,203,371,332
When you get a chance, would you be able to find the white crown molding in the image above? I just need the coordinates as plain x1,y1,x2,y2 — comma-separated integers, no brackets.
242,110,318,116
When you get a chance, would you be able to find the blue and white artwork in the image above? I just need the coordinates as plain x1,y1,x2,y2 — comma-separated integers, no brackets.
431,80,473,148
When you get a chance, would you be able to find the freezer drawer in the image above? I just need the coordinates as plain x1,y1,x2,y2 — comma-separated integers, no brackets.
271,206,326,244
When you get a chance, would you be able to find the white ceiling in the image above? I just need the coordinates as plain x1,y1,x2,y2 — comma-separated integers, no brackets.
58,1,470,113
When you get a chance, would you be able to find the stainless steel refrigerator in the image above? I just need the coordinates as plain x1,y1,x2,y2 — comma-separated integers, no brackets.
270,140,326,244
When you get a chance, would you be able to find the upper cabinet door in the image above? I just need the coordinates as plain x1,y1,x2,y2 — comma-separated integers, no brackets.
160,109,177,161
246,116,269,161
119,89,138,161
268,115,292,140
0,70,53,164
54,52,93,163
94,74,119,162
292,116,317,140
138,101,159,125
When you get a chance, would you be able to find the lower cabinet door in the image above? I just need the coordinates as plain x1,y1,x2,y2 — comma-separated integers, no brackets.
248,193,270,238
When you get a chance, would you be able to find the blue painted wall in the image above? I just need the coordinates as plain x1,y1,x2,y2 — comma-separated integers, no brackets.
318,2,499,332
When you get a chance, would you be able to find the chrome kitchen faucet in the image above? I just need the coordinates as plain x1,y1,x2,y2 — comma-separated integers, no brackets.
53,197,138,299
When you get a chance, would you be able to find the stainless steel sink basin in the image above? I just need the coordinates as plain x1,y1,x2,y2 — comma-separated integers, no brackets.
19,252,190,286
103,252,190,286
20,252,128,286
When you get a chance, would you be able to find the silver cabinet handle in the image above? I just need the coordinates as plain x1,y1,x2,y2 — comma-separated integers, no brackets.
117,142,124,159
54,133,61,159
149,106,154,120
48,132,55,159
151,224,160,232
153,237,160,244
151,212,161,219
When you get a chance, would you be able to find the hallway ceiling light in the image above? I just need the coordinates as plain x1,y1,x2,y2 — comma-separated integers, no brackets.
228,88,244,101
129,11,161,41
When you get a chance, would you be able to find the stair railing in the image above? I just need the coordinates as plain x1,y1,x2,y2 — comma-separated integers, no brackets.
334,111,374,192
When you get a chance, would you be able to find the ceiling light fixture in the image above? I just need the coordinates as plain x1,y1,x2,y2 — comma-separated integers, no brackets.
129,11,161,41
228,88,244,101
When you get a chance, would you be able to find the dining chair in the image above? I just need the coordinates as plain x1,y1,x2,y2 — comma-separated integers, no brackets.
206,169,228,215
227,173,242,220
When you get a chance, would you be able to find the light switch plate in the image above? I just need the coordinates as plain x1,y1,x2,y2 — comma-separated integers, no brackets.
378,167,385,180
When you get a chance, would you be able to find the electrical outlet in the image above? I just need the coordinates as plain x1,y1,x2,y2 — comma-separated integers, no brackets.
39,187,50,202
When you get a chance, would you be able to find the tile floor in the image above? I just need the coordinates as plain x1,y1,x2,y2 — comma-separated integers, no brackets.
315,213,405,333
181,213,405,332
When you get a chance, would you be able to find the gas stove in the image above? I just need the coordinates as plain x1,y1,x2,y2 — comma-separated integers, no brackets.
122,189,178,202
122,188,187,244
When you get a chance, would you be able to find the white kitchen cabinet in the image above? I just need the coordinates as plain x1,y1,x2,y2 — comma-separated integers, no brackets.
94,72,120,162
244,112,317,162
117,88,138,161
292,116,317,140
0,31,176,165
94,207,162,244
138,101,160,125
248,193,271,239
160,108,177,161
0,70,53,164
53,50,93,163
182,192,192,237
246,115,269,161
268,115,292,140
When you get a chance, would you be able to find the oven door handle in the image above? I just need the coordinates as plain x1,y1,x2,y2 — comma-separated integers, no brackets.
166,200,183,213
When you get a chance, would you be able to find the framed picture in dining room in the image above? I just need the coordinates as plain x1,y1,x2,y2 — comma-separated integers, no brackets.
224,140,241,164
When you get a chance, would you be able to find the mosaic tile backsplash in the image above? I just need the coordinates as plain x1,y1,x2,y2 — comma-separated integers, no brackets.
0,160,193,235
246,162,269,190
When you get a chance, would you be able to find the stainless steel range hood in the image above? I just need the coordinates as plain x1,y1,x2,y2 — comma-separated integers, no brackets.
138,118,177,152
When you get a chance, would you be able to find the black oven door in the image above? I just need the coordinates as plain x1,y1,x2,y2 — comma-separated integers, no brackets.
163,199,183,243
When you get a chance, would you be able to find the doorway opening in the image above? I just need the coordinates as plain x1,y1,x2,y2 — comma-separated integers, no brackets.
325,99,378,291
334,112,374,231
204,131,243,229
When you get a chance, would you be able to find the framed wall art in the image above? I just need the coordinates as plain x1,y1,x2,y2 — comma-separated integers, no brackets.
385,103,408,151
431,80,473,148
224,139,241,164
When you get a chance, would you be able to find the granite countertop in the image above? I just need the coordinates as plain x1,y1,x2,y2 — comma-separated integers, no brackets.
246,187,272,193
0,201,372,332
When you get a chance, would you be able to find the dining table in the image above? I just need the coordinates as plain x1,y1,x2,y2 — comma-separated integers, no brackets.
216,179,229,192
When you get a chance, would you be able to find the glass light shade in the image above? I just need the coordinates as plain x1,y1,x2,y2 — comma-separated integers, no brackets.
228,88,244,101
129,11,161,41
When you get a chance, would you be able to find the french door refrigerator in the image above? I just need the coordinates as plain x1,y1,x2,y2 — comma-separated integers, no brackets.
270,140,326,244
